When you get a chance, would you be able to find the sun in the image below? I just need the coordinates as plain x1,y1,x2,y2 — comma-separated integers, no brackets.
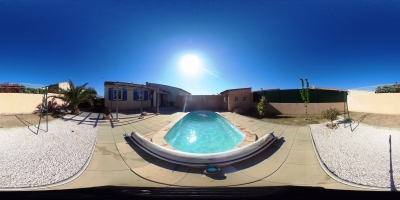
180,55,200,74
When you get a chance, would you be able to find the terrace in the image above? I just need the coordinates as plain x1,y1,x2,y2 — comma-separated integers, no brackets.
0,88,399,191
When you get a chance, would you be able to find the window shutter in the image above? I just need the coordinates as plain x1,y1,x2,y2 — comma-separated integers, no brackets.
123,89,127,100
144,91,148,100
108,88,112,100
134,91,138,100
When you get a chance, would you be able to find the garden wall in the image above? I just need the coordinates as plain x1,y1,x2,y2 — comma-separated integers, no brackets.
347,90,400,115
0,93,65,115
176,95,223,111
251,102,345,115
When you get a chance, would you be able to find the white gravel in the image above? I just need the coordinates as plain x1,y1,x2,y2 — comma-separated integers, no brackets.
310,120,400,188
0,114,98,188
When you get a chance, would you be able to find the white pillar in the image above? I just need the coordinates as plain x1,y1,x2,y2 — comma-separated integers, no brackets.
141,85,144,114
153,90,156,108
115,82,119,121
157,88,159,114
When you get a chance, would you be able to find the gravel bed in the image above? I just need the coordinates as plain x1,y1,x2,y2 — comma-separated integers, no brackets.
0,115,98,188
310,121,400,188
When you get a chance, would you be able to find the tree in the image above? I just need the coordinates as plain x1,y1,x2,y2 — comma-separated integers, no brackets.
257,96,268,117
50,79,97,114
300,78,310,120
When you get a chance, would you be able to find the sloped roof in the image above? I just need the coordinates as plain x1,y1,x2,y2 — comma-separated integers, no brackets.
104,81,171,94
147,82,191,94
220,87,251,94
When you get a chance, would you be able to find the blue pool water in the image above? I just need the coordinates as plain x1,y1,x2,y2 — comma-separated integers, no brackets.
164,111,244,153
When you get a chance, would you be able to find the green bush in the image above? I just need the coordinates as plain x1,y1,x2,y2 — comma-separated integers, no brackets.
375,85,397,93
257,96,268,117
322,107,340,127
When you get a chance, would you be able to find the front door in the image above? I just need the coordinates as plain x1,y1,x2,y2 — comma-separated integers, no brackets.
151,91,153,107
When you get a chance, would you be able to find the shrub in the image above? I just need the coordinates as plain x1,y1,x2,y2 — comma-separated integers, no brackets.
375,85,397,93
36,98,59,113
0,82,22,93
257,96,268,117
322,107,340,127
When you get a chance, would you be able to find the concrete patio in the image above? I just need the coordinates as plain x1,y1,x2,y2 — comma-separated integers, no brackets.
47,109,369,190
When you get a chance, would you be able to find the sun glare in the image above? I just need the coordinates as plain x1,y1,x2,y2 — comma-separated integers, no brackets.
180,55,200,74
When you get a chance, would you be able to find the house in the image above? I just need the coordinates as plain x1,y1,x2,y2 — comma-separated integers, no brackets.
146,82,191,106
45,82,70,93
220,87,252,113
104,81,172,111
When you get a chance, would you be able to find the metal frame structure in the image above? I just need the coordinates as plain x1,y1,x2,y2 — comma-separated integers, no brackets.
109,81,166,121
342,91,353,131
37,87,49,134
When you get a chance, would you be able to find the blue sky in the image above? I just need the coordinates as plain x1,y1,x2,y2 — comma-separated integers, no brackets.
1,0,399,95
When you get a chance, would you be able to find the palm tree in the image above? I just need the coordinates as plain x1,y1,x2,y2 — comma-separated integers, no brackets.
50,79,97,114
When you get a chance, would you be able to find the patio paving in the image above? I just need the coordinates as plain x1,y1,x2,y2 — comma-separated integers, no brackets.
43,109,372,191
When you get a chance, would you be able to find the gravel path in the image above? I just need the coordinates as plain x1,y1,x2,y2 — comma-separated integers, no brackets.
310,121,400,188
0,114,98,188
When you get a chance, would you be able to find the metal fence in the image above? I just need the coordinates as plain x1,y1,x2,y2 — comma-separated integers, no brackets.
253,89,347,103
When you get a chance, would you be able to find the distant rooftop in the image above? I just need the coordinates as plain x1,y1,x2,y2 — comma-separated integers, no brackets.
220,87,251,94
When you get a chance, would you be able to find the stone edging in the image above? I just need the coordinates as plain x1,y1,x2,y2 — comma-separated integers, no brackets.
308,126,390,191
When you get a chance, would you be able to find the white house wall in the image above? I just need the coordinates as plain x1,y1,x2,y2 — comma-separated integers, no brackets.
58,82,70,90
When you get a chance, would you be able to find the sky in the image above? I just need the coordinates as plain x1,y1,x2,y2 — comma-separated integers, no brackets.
1,0,399,95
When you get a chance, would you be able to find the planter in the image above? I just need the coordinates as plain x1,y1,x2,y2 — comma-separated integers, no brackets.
103,107,111,120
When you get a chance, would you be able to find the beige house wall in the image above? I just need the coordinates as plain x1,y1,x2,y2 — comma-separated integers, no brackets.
0,93,65,115
221,88,253,112
347,90,400,114
176,95,223,111
104,86,151,111
251,102,345,115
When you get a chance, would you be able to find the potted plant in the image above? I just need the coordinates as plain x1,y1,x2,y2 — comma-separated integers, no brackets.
104,107,111,120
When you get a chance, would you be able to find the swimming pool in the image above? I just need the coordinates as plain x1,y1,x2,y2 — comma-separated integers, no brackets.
164,111,245,153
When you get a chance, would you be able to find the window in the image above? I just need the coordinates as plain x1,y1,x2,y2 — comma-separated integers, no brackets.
138,91,143,100
109,88,126,100
235,96,238,102
113,90,122,100
134,90,148,101
243,97,246,102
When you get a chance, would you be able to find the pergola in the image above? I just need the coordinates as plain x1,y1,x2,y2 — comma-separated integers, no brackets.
109,81,164,121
